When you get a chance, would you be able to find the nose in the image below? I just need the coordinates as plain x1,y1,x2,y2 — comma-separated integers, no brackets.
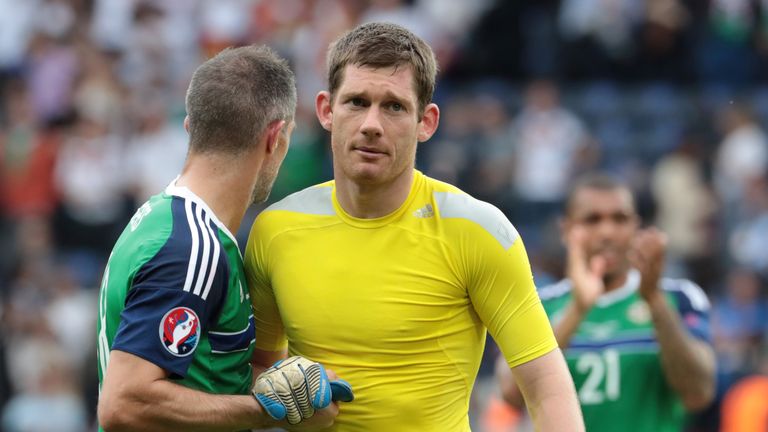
360,106,383,138
595,218,618,241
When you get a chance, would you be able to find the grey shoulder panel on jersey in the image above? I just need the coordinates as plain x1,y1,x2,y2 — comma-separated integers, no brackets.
661,278,711,311
265,186,335,216
434,191,519,249
538,279,572,301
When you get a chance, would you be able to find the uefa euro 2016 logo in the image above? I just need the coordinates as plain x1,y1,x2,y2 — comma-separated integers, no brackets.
160,307,200,357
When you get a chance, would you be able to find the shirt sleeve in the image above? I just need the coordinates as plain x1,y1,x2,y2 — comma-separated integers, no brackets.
245,213,288,352
666,279,712,342
111,241,227,379
467,232,558,368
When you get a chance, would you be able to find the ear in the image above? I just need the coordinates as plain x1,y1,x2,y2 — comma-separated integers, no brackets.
183,116,190,133
264,119,286,155
316,91,333,132
417,103,440,142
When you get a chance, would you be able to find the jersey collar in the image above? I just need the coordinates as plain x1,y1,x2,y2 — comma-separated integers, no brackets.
332,170,424,228
594,269,640,307
164,177,240,248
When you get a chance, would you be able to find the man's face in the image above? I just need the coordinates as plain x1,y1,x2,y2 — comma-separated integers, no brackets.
251,120,295,204
326,64,424,187
564,187,639,279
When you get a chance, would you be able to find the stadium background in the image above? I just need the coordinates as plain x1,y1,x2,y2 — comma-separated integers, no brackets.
1,0,767,431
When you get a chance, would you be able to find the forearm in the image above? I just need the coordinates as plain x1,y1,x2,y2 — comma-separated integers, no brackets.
495,355,526,409
646,293,716,410
99,351,273,432
101,381,269,432
513,349,584,432
525,383,584,432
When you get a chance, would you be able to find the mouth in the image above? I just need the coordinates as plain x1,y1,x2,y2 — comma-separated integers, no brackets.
353,146,388,158
593,247,622,265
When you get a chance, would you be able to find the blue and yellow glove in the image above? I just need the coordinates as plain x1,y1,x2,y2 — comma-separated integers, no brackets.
252,356,353,425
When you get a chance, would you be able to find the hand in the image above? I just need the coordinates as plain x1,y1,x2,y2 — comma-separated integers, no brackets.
252,356,336,426
566,227,606,313
275,367,354,431
628,227,667,302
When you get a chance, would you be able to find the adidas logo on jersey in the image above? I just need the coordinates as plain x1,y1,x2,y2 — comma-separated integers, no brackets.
414,204,435,218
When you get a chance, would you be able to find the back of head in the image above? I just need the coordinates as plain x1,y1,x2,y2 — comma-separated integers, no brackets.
185,45,296,155
326,22,437,117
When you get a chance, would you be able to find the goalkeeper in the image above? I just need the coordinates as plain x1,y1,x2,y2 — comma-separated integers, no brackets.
246,22,582,431
97,45,350,431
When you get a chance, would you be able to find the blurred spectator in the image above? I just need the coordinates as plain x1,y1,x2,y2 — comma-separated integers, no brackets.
0,312,9,409
0,0,37,73
120,2,173,101
90,0,136,52
288,0,356,113
73,46,124,129
44,264,96,369
26,32,79,125
1,343,88,432
424,93,475,185
4,260,57,394
651,137,717,263
361,0,437,45
714,103,768,209
558,0,644,79
697,0,763,84
0,82,60,219
712,268,768,390
635,0,692,81
200,0,252,58
125,96,187,203
728,175,768,274
52,111,128,259
464,92,514,206
509,79,596,227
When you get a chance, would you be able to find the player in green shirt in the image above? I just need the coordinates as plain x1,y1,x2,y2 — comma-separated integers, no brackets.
498,174,715,431
97,45,346,431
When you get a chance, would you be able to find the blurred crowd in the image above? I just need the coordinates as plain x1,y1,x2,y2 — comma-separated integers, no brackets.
1,0,768,431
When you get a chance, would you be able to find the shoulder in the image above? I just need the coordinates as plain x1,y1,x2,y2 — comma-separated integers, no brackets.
427,176,519,250
661,278,711,312
162,194,227,253
133,195,229,298
262,182,335,216
537,279,573,302
249,182,336,252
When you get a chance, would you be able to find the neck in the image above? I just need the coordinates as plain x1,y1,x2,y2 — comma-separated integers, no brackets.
335,169,414,219
603,269,630,292
175,152,261,234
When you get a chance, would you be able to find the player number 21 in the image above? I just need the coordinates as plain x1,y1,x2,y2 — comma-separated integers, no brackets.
576,349,620,404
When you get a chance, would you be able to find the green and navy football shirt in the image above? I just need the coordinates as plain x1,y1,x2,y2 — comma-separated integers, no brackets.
97,180,255,430
539,270,711,432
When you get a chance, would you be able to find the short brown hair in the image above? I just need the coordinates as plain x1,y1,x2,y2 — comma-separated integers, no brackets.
565,173,634,216
185,45,296,155
326,22,437,117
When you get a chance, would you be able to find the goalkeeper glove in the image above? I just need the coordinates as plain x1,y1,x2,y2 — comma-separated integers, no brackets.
252,356,353,425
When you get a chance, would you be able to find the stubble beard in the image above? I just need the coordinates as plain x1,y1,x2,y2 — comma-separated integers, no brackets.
250,166,279,205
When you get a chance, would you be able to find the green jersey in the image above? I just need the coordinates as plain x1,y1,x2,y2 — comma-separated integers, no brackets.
97,181,255,430
539,270,711,432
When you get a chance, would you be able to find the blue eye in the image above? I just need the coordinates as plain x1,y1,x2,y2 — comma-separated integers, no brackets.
391,103,403,112
351,98,364,107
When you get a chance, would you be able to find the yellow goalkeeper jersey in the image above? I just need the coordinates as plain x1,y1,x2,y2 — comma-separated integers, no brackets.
245,170,556,431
